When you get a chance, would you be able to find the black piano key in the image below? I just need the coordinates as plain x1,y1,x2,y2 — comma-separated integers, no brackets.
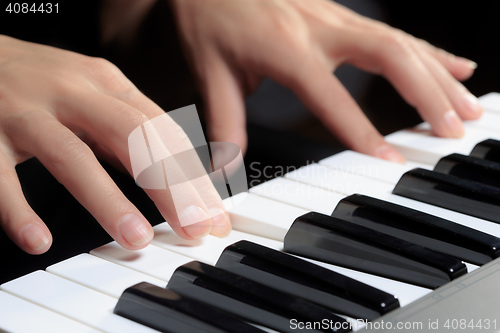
114,282,264,333
434,153,500,188
283,212,467,289
332,194,500,265
216,240,399,320
168,261,350,333
393,168,500,224
470,139,500,163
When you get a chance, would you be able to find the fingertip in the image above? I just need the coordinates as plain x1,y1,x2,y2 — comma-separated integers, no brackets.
373,144,406,164
20,223,52,255
452,57,477,81
440,110,465,138
179,205,212,239
208,207,231,238
182,222,212,239
117,213,154,250
459,93,483,120
466,59,478,70
457,57,477,71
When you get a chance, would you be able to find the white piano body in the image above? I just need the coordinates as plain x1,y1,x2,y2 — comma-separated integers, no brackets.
2,93,500,332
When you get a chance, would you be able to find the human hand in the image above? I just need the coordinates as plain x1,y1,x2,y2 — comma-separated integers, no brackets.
0,35,230,254
170,0,482,162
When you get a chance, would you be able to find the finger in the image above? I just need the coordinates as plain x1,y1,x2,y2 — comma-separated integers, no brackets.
361,31,465,138
414,43,483,121
173,54,247,236
199,56,249,236
59,91,224,238
0,149,51,254
417,39,477,81
80,133,127,173
10,111,154,250
126,92,231,238
285,58,405,163
201,53,247,155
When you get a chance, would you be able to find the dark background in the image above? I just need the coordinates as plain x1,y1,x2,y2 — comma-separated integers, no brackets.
1,0,499,283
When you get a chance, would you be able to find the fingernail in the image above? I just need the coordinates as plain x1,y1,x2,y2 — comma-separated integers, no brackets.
458,57,477,70
443,110,465,138
180,205,211,238
208,207,231,237
463,93,483,114
467,60,478,70
21,224,50,252
118,214,153,246
374,145,406,163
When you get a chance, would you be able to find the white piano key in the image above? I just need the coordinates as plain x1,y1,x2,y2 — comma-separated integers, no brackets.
0,291,98,333
256,165,496,272
224,192,309,241
47,253,166,298
319,150,429,184
223,188,442,310
275,161,500,250
91,242,191,282
285,163,393,197
1,271,158,333
479,92,500,113
152,223,283,265
250,176,345,214
249,172,500,259
386,124,500,165
465,111,500,132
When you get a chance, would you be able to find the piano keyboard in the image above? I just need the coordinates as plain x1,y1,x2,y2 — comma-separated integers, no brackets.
2,92,500,332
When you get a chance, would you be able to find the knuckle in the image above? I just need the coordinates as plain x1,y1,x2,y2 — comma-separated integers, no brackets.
2,110,39,138
0,195,35,233
118,106,150,130
82,56,115,72
83,57,134,94
2,214,29,232
45,133,93,170
380,30,413,55
267,12,309,57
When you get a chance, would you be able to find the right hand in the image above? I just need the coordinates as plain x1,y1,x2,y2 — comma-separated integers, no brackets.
171,0,482,162
0,35,230,255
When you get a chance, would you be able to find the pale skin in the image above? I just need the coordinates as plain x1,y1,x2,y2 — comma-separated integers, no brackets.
0,0,482,255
